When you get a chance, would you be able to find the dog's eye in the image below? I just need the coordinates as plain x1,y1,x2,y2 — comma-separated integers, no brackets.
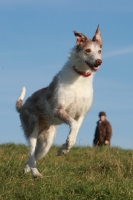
98,50,101,54
85,49,91,53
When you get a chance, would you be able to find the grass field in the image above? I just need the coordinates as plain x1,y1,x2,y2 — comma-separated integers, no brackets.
0,143,133,200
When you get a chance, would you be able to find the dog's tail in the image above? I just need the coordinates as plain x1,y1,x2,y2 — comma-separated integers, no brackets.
16,87,26,113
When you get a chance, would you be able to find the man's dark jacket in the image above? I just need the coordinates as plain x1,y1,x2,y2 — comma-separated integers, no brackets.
93,120,112,146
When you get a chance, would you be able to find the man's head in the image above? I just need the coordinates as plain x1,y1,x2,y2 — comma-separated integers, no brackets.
99,111,106,122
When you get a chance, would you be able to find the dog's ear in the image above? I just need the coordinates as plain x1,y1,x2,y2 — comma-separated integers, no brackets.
73,30,87,46
92,25,102,47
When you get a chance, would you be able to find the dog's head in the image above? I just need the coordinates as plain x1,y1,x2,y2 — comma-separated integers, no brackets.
73,25,102,72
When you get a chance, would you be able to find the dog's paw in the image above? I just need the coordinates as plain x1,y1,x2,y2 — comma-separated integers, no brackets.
24,164,30,174
31,168,43,178
57,144,69,156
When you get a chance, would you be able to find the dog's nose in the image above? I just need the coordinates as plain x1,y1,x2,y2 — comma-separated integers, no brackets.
96,59,102,66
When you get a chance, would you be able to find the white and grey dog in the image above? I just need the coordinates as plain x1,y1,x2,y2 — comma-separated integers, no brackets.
16,25,102,177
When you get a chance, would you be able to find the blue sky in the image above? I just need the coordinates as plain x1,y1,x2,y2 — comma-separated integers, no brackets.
0,0,133,149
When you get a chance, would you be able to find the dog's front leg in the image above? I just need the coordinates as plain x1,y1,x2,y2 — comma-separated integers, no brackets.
54,108,84,155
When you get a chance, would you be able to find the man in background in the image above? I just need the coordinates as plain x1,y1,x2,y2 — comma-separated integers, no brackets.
93,111,112,146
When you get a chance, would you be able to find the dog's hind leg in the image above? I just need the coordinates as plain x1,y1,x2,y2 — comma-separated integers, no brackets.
35,125,56,161
24,125,42,178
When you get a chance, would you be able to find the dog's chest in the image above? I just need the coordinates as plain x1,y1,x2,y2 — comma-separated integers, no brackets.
57,80,93,117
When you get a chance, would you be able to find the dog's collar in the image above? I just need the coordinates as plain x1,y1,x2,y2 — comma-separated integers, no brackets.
72,66,91,77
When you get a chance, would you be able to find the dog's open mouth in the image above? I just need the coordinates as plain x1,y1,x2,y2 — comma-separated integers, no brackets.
85,61,99,71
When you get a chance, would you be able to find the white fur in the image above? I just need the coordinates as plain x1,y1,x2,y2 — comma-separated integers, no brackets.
16,27,102,177
24,125,56,177
24,125,41,177
17,87,26,101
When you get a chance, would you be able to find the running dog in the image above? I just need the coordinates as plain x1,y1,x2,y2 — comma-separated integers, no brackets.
16,25,102,177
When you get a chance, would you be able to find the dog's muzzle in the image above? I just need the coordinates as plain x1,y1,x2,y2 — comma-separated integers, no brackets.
85,59,102,71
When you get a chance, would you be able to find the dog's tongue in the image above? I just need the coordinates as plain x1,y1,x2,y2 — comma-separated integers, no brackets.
93,65,99,71
85,61,99,71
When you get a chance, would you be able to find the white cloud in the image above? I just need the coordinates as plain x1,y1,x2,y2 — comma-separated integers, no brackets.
103,46,133,58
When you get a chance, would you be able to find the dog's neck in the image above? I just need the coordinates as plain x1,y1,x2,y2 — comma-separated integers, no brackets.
72,66,91,77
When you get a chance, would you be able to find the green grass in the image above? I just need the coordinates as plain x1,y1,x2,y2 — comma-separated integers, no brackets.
0,143,133,200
